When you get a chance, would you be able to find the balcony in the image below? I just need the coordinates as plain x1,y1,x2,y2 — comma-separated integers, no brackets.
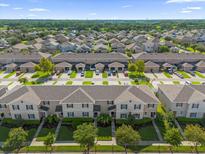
108,105,116,111
93,105,101,112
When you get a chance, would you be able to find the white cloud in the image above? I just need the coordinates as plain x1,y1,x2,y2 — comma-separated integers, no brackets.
186,6,201,9
29,8,49,12
28,14,37,17
0,3,10,7
122,5,132,8
180,10,193,13
89,12,97,16
13,7,23,10
167,0,205,3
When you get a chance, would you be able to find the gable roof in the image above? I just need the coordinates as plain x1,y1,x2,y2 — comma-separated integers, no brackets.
20,62,36,68
61,88,95,104
145,61,160,67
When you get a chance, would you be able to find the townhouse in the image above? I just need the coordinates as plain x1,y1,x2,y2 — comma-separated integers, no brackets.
0,85,159,120
158,85,205,118
52,52,130,72
132,52,205,73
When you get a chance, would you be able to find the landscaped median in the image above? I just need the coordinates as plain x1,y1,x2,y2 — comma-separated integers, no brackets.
163,72,172,78
177,71,191,78
18,145,205,153
3,71,16,79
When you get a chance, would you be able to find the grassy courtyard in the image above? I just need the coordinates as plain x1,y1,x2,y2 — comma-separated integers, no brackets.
3,71,16,79
36,128,56,141
138,125,158,141
97,126,112,141
85,71,94,78
0,126,10,141
57,125,74,141
177,71,191,78
163,72,172,78
83,81,93,85
70,71,77,78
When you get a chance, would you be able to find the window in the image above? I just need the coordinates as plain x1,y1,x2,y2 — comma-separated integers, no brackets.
134,104,141,110
14,114,22,119
121,104,127,110
120,114,127,119
12,105,20,110
107,101,114,105
176,103,183,107
67,112,74,117
26,105,33,110
82,104,89,108
42,101,50,105
82,112,89,117
134,114,140,119
190,113,197,118
0,104,6,109
148,104,154,108
28,114,35,119
67,104,73,108
192,104,199,109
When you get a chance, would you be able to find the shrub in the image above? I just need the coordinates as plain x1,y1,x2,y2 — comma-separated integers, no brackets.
116,118,152,127
44,115,59,128
97,114,112,127
63,118,93,124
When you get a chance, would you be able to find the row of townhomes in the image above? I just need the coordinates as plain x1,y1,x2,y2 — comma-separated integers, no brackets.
1,52,205,73
0,85,159,120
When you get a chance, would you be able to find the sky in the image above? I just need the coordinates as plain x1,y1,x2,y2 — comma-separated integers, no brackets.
0,0,205,19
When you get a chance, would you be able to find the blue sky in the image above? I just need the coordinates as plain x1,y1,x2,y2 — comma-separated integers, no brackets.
0,0,205,19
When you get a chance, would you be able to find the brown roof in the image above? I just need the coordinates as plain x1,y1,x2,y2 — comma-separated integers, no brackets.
20,62,36,68
108,62,125,68
55,62,72,68
145,61,160,67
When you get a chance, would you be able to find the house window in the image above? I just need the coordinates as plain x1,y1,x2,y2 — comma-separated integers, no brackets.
176,103,183,107
67,104,73,108
26,105,33,110
67,112,74,117
82,104,89,108
0,104,6,109
120,114,127,119
14,114,22,119
107,101,114,105
192,104,199,109
148,104,154,108
28,114,35,119
12,105,20,110
82,112,89,117
190,113,197,118
42,101,50,105
134,104,141,110
134,114,140,119
121,104,127,110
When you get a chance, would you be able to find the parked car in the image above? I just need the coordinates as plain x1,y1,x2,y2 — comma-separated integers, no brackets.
56,70,61,75
107,71,112,76
96,70,100,75
174,72,183,79
124,71,128,77
112,70,117,76
81,71,84,77
185,81,191,85
67,70,72,75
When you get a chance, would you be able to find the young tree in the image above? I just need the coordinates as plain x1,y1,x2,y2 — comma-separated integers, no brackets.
4,127,28,151
135,60,145,73
44,132,55,151
35,57,54,72
159,45,169,53
116,124,141,154
164,127,182,148
73,123,97,154
96,114,112,127
128,63,137,72
184,124,205,151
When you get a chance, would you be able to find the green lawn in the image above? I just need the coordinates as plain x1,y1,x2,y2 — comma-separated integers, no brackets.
191,81,201,85
173,81,180,85
138,125,158,141
66,80,73,85
97,126,112,141
102,72,108,78
0,70,4,74
83,81,93,85
102,81,109,85
70,71,77,78
0,126,10,141
36,128,56,141
163,72,172,78
57,125,74,141
85,71,94,78
31,71,50,79
3,71,16,79
177,71,191,78
195,71,205,78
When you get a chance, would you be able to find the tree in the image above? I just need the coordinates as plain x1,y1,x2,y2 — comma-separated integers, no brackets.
164,127,182,148
116,124,141,154
96,114,112,127
135,60,145,73
128,63,137,72
4,127,28,151
35,57,54,72
159,45,169,53
73,123,97,154
44,132,55,151
184,124,205,151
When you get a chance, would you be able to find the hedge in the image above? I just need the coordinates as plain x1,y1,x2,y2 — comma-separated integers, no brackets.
2,118,40,128
116,118,152,126
63,118,93,123
176,117,202,124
